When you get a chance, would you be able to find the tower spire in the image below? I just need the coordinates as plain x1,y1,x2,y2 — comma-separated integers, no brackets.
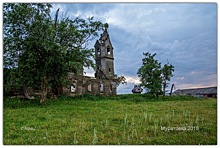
94,24,115,79
104,23,109,30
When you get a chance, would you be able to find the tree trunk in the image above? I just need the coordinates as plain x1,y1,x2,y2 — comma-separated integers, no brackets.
163,81,166,97
40,77,47,103
58,83,63,95
170,84,174,96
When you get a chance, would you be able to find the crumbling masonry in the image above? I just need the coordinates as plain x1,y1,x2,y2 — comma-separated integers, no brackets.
63,25,118,96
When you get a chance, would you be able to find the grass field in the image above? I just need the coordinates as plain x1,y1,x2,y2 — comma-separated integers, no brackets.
3,94,217,145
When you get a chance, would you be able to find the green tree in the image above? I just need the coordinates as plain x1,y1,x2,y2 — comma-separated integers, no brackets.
161,62,174,96
137,52,162,97
114,74,127,87
3,3,103,102
47,14,103,98
4,3,53,101
137,52,174,98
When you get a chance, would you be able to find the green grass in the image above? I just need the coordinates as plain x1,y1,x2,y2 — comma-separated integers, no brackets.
3,94,217,145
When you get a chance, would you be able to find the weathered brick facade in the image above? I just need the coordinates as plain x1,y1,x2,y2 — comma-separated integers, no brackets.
64,25,118,96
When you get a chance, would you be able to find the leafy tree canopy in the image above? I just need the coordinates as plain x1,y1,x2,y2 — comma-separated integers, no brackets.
3,3,104,102
137,52,174,97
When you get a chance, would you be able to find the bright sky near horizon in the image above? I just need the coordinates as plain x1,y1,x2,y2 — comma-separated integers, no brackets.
50,3,217,94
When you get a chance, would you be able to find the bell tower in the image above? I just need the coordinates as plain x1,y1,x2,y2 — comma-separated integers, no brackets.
94,23,115,79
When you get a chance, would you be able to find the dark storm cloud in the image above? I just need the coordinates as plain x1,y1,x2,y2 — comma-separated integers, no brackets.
52,3,115,20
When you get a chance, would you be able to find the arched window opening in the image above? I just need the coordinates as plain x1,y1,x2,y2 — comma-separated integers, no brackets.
71,83,76,93
107,46,111,55
100,83,104,93
110,84,113,93
97,48,100,56
88,84,92,92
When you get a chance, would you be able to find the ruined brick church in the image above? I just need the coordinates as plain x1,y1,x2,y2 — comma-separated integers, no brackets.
63,25,118,96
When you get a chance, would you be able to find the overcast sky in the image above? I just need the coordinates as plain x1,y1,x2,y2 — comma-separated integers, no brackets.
51,3,217,94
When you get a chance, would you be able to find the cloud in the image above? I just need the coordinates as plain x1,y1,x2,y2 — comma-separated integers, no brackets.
125,76,141,84
115,30,216,92
176,77,184,80
116,75,142,94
